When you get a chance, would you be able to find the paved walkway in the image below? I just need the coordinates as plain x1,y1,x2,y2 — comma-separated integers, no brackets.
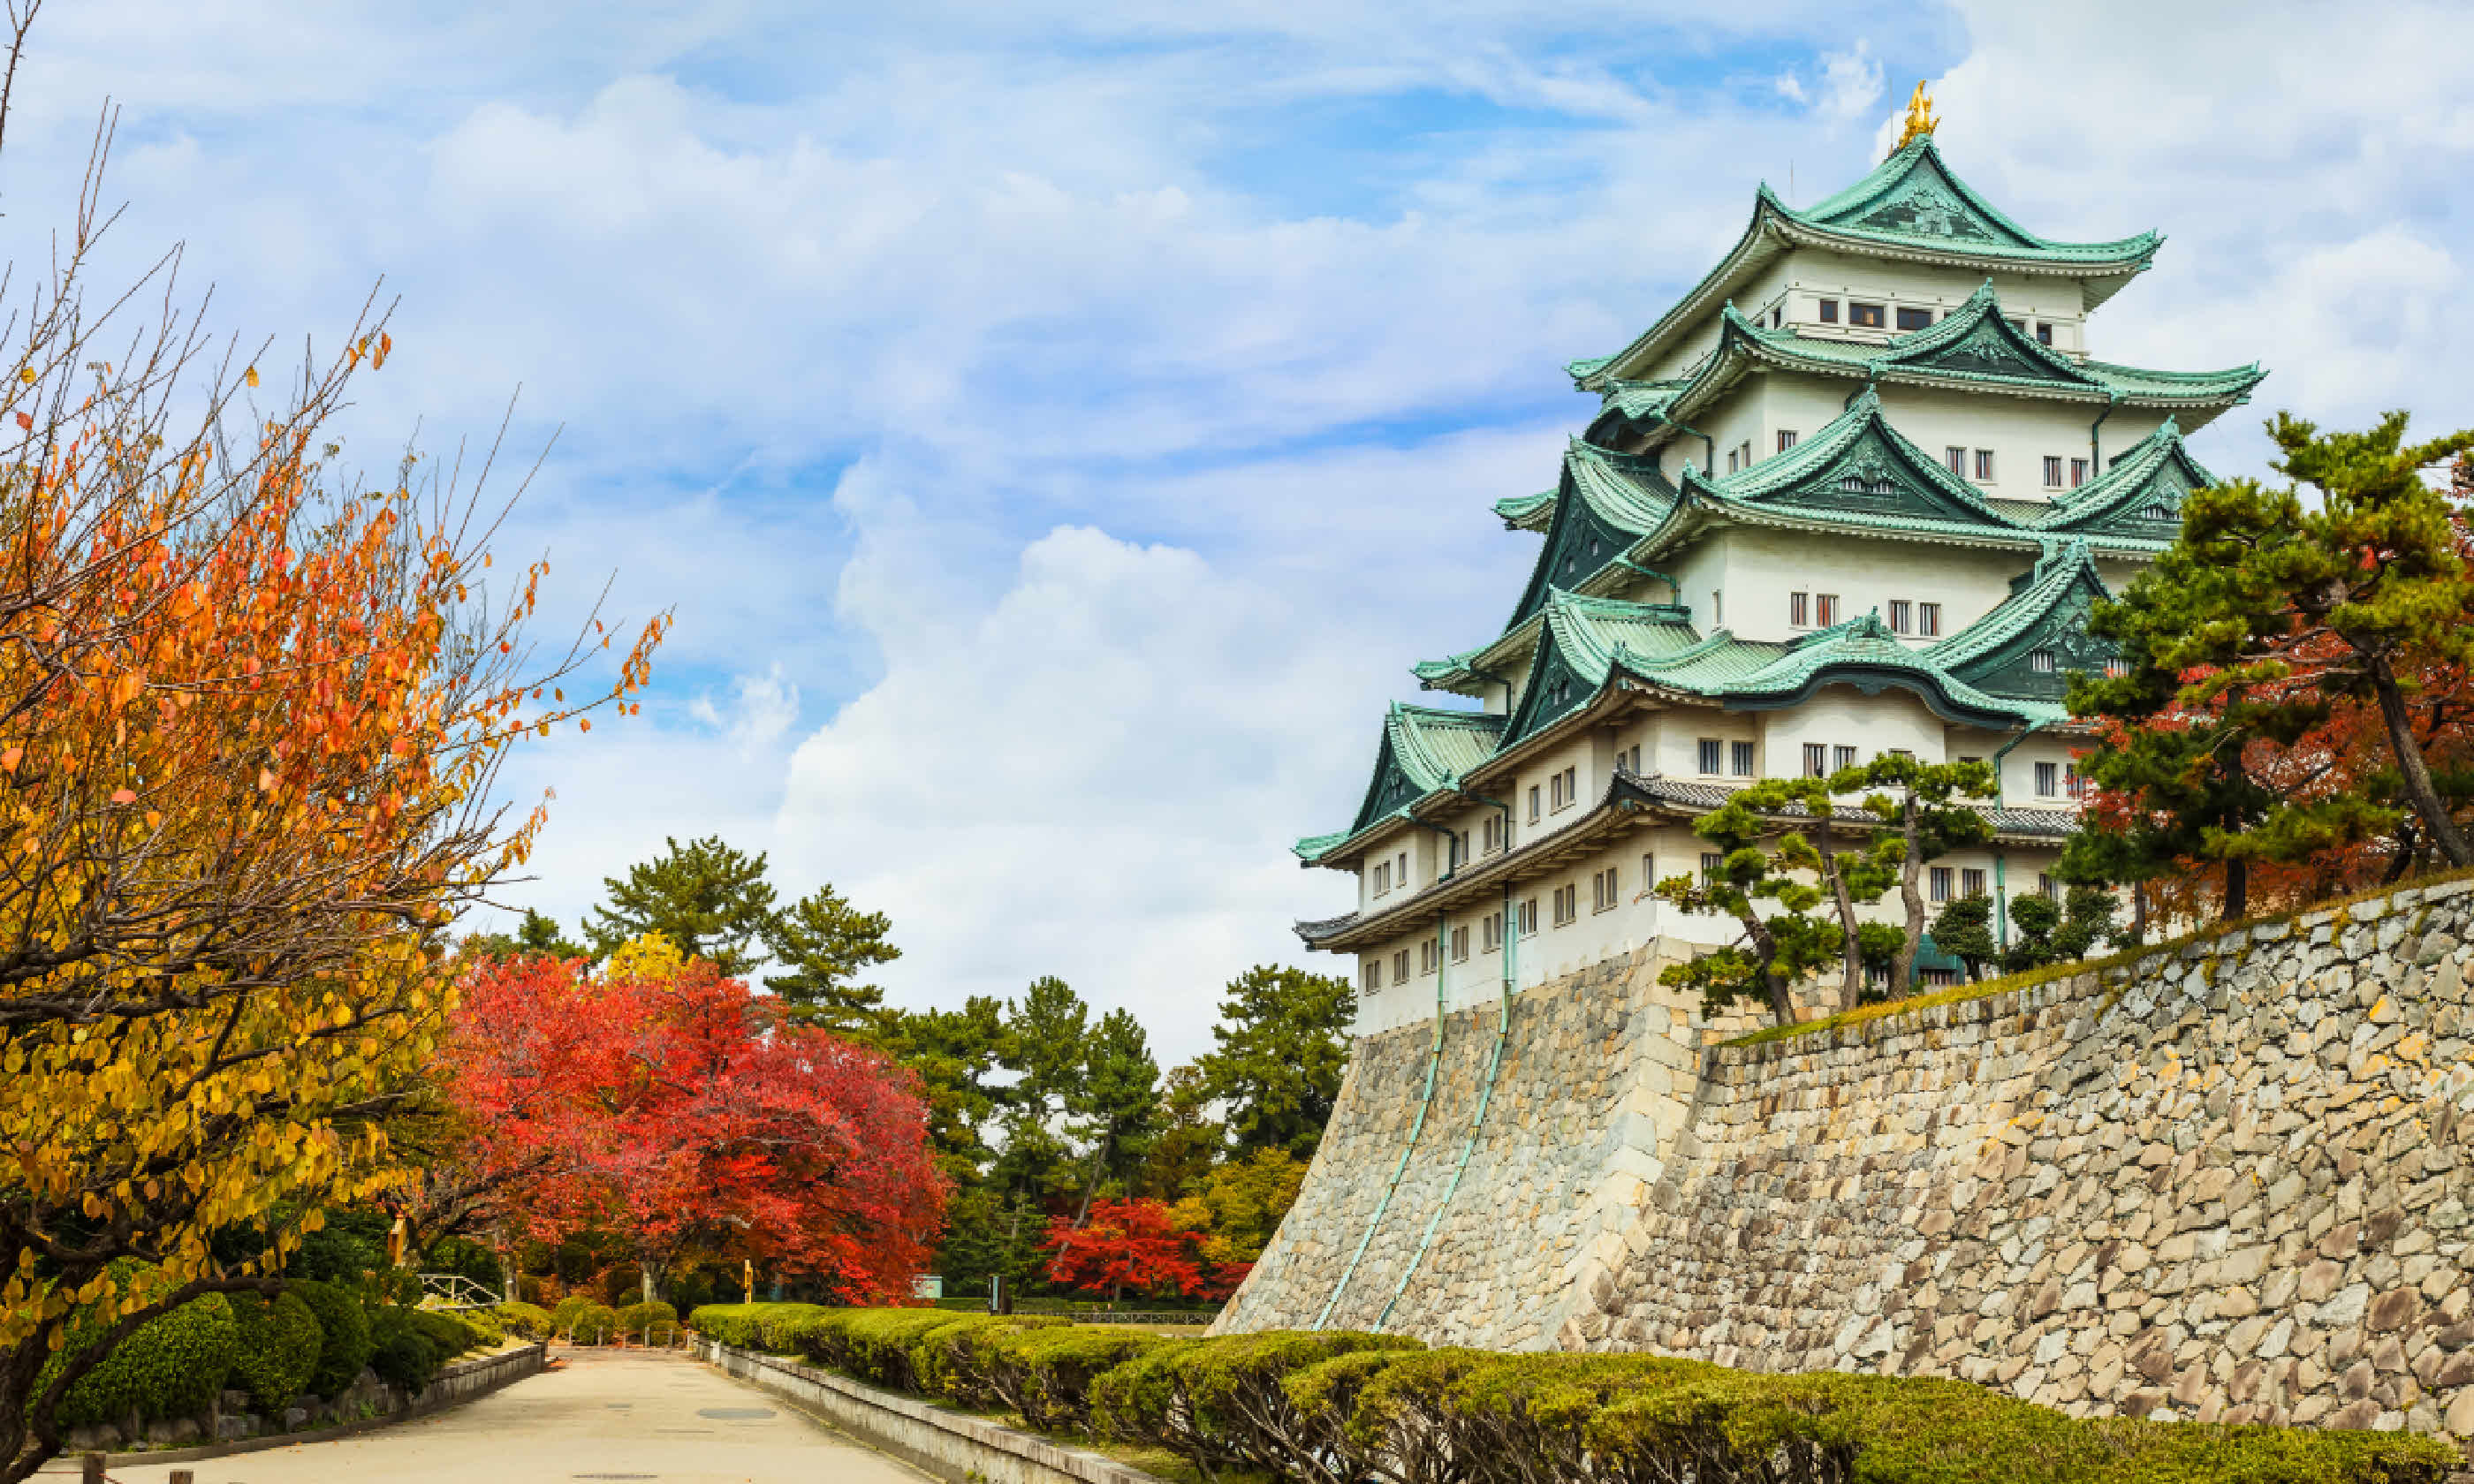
97,1348,928,1484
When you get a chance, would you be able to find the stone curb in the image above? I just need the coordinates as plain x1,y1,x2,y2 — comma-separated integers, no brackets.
32,1342,546,1473
695,1337,1165,1484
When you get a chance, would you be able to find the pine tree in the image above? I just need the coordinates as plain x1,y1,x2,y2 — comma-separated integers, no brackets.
585,836,779,974
1651,797,1840,1026
1194,966,1353,1161
515,909,586,958
762,885,901,1036
1849,754,1995,991
1066,1009,1162,1224
1729,771,1902,1011
1928,895,1996,981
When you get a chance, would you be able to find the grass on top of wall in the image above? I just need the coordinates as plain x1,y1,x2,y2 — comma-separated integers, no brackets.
1722,861,2474,1051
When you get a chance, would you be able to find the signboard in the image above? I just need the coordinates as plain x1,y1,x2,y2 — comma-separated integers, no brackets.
912,1275,944,1300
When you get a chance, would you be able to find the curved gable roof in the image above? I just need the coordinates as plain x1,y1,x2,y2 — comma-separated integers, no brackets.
1504,441,1678,629
1926,541,2117,704
2031,419,2218,543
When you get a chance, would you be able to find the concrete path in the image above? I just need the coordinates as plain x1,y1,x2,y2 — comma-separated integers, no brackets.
97,1347,929,1484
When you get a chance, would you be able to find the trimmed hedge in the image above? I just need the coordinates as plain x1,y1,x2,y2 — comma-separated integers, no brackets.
55,1292,240,1427
491,1300,554,1340
287,1280,373,1401
615,1300,679,1337
227,1291,323,1412
683,1308,2463,1484
684,1301,827,1352
567,1303,623,1344
365,1306,482,1395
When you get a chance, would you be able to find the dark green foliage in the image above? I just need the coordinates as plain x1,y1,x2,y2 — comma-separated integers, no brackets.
227,1291,323,1412
364,1307,483,1394
2003,886,2119,973
682,1301,825,1351
614,1300,679,1337
566,1303,623,1344
287,1280,374,1399
1849,753,1997,990
463,908,587,960
489,1300,554,1340
53,1291,239,1427
586,834,780,973
1065,1008,1162,1220
1929,895,1997,980
549,1294,596,1335
1653,797,1841,1025
1194,965,1354,1161
289,1207,391,1283
762,883,901,1034
970,1324,1165,1434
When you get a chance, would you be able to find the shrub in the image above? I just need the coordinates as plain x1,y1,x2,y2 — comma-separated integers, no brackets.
491,1301,554,1340
686,1302,830,1351
615,1300,679,1338
549,1294,597,1335
365,1306,443,1396
454,1307,507,1350
913,1315,1069,1409
226,1291,324,1412
287,1280,373,1399
567,1303,622,1345
54,1291,240,1427
978,1324,1166,1435
831,1308,961,1392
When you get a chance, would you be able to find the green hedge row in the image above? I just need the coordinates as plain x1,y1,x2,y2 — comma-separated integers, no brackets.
41,1272,501,1427
684,1306,2462,1484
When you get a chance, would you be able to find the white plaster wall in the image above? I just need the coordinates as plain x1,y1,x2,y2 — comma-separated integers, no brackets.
1761,687,1947,775
1673,525,2027,647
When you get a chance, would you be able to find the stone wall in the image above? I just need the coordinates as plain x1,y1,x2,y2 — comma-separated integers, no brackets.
1226,878,2474,1443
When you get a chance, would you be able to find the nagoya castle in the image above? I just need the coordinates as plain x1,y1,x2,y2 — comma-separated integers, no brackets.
1219,98,2270,1349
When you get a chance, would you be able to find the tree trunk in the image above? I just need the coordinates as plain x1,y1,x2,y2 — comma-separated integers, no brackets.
2372,658,2473,866
2129,882,2148,945
2384,815,2421,884
2222,855,2249,922
1816,820,1863,1011
1073,1128,1114,1228
1892,796,1924,995
1741,912,1796,1027
1764,968,1795,1028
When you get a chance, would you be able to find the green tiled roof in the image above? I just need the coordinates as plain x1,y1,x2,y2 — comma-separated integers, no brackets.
1785,138,2159,266
1492,489,1557,531
1501,590,1704,746
1698,611,2067,728
1572,137,2161,393
1924,542,2116,703
1504,440,1680,628
2030,418,2217,544
1296,703,1508,864
1686,385,2023,532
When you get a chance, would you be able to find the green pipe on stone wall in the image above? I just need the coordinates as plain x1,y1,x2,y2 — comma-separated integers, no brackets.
1312,908,1450,1331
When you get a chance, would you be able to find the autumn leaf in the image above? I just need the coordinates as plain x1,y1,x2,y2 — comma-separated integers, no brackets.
109,788,135,804
244,366,260,387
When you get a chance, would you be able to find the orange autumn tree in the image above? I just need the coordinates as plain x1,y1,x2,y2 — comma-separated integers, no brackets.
0,88,667,1483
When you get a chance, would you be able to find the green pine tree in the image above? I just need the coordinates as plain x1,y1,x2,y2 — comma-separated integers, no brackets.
584,836,779,973
1193,965,1353,1161
1849,753,1995,991
1928,894,1996,981
761,884,900,1037
1066,1009,1162,1224
1730,769,1903,1011
514,908,586,958
1651,797,1840,1026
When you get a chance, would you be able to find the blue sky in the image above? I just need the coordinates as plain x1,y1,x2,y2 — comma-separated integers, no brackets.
6,0,2469,1060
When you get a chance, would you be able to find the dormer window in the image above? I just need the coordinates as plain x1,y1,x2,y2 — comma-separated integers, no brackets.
1848,302,1886,329
2144,502,2174,520
2030,649,2057,674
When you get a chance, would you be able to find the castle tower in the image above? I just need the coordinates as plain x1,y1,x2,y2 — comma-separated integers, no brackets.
1224,124,2265,1346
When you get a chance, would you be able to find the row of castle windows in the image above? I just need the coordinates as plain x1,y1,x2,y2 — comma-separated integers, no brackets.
1789,590,1943,635
1362,853,1660,991
1810,297,2060,346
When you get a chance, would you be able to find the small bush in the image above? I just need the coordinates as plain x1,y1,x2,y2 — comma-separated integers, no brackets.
686,1301,829,1351
227,1291,324,1412
980,1324,1166,1435
454,1307,507,1350
54,1291,240,1427
549,1294,597,1334
491,1300,554,1340
913,1315,1069,1409
288,1280,372,1399
365,1306,443,1396
831,1308,964,1392
615,1299,679,1338
566,1303,622,1345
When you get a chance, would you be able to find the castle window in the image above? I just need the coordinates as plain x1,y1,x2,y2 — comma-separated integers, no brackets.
1930,866,1952,904
1450,925,1469,963
1549,765,1578,813
1726,446,1739,473
1889,599,1912,632
1895,306,1932,332
1789,591,1810,626
1398,850,1408,886
1698,738,1723,775
1483,911,1502,951
2036,322,2055,346
1848,301,1886,329
1621,744,1643,775
2070,458,2089,488
1962,868,1987,898
1528,784,1542,822
1700,852,1723,885
1918,602,1942,637
1552,883,1578,928
1518,897,1538,936
2044,456,2064,488
1593,867,1620,912
2038,874,2057,901
1371,860,1390,896
1818,299,1840,324
1777,429,1798,453
1393,949,1411,982
1771,307,1783,329
1974,449,1997,482
1731,741,1755,776
1419,939,1437,975
2144,503,2173,520
2035,761,2059,797
1364,959,1382,992
1833,745,1857,771
2068,764,2086,798
2030,649,2057,673
1816,594,1840,625
1739,439,1754,468
1641,852,1656,892
1945,446,1967,476
1802,743,1827,778
2104,659,2128,678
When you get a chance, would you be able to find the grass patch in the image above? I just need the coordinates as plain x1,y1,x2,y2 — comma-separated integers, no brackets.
1722,861,2474,1050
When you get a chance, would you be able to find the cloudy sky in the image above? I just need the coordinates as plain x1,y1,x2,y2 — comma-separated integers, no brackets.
5,0,2466,1061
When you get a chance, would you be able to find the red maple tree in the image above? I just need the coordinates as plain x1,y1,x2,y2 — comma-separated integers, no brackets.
1043,1199,1205,1302
444,952,945,1303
